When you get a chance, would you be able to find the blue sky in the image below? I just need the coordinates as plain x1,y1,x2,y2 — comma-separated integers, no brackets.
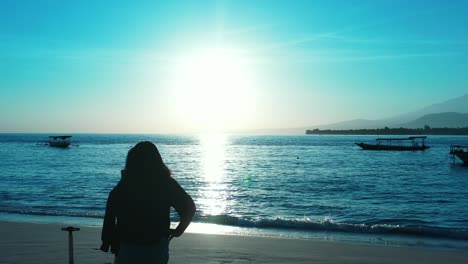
1,0,467,133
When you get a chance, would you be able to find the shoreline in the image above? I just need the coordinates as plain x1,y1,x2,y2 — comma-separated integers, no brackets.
1,221,468,264
1,213,467,252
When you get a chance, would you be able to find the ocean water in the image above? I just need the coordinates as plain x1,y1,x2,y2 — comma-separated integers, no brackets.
1,134,468,249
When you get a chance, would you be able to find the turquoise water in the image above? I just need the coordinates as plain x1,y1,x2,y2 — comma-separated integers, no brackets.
1,134,467,249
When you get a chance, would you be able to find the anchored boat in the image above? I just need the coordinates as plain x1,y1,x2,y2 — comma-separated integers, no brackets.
450,145,468,164
356,136,429,151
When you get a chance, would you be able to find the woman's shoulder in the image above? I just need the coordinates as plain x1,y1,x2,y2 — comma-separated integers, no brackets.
166,176,180,188
109,180,125,196
165,176,189,193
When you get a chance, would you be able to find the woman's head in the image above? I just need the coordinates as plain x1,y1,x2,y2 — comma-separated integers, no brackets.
123,141,171,182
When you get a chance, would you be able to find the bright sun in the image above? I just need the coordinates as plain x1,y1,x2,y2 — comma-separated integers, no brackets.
170,48,257,132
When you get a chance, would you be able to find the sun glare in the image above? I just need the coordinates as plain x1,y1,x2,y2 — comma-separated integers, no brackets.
170,48,257,132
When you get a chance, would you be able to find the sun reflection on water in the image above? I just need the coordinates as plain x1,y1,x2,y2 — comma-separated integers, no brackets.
197,134,229,217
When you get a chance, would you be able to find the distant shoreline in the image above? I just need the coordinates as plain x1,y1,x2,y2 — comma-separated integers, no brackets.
306,127,468,135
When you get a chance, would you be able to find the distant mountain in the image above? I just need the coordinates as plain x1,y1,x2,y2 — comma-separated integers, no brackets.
231,126,310,135
388,94,468,125
415,94,468,114
315,118,386,130
316,94,468,130
400,112,468,128
235,94,468,134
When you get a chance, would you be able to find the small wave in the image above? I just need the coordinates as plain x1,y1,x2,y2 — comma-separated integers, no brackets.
195,215,468,240
363,218,430,226
0,193,12,201
1,207,466,240
52,195,88,200
0,208,103,219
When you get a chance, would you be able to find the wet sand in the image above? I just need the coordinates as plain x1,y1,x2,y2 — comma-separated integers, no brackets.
0,221,467,264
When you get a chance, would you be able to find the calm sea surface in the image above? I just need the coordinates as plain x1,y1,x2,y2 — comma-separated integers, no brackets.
1,134,468,248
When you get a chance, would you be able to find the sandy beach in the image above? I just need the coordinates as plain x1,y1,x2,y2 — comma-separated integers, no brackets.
0,221,466,264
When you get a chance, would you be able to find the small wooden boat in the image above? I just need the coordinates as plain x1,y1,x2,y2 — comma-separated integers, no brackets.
450,145,468,164
48,136,71,148
356,136,429,151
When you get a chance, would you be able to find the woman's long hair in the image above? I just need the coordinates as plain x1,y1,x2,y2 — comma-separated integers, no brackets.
122,141,171,187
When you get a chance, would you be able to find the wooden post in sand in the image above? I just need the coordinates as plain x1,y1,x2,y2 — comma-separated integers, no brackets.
61,226,80,264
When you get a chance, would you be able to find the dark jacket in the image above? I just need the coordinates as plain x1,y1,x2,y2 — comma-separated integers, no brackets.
100,176,195,254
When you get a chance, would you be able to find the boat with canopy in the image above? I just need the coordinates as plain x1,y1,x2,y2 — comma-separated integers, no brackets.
450,145,468,164
355,136,429,151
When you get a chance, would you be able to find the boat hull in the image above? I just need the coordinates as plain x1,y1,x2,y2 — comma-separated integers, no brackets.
355,143,429,151
452,153,468,164
48,141,70,148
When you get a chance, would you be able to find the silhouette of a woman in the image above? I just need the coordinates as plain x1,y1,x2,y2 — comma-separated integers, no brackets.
101,141,196,263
